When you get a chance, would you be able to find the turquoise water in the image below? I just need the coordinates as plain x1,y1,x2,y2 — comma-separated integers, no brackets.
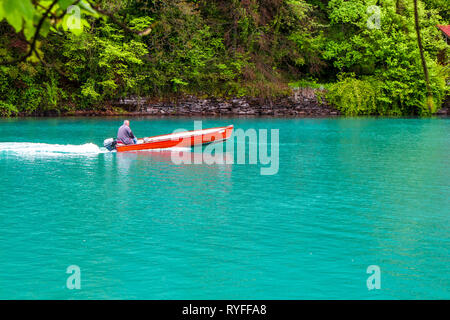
0,117,448,299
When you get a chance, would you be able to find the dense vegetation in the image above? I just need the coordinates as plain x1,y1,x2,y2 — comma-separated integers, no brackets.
0,0,448,116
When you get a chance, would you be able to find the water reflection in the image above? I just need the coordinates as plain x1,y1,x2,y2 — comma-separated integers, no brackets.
113,149,233,230
115,149,233,174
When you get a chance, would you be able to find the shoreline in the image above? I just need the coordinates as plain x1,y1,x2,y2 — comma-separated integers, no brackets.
5,87,450,118
7,114,448,119
10,88,341,118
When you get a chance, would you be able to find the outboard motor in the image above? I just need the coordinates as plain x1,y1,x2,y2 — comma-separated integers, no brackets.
103,138,117,151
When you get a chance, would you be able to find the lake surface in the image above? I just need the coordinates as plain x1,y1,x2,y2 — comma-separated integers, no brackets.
0,117,448,299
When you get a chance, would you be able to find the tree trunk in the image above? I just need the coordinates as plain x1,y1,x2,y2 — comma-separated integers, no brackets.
413,0,433,112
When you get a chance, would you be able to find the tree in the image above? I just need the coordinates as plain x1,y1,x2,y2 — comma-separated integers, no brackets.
324,0,446,115
0,0,152,65
413,0,434,112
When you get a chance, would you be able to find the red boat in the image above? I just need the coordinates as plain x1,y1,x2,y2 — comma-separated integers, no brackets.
104,125,233,152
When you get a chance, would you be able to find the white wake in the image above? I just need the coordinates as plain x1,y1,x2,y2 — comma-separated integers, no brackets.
0,142,106,156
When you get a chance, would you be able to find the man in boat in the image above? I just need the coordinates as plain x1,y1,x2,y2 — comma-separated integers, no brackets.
117,120,138,145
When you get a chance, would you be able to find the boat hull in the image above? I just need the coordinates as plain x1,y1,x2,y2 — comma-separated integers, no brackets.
115,125,233,152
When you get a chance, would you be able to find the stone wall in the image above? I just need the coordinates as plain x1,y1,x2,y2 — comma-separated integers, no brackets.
109,88,340,117
67,89,449,117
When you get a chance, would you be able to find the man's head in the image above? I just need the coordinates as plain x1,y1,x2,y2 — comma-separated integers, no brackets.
124,120,130,127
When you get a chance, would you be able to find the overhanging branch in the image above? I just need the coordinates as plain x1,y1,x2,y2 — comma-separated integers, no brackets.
0,0,61,65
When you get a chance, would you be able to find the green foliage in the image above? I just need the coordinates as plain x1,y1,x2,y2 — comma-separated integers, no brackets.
289,79,330,90
323,0,448,115
423,0,450,20
327,62,448,116
0,0,98,61
0,0,448,116
0,100,17,116
326,76,381,116
61,21,149,107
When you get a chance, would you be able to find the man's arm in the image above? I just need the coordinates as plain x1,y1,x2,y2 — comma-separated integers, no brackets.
127,127,135,139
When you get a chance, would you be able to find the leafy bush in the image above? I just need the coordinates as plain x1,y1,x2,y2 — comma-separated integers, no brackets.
323,0,448,115
326,77,380,115
0,101,18,117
